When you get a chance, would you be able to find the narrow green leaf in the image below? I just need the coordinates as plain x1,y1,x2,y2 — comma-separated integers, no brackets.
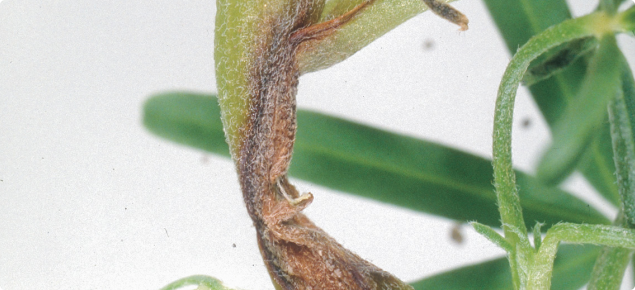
587,246,632,290
142,92,610,229
160,275,236,290
408,244,599,290
609,58,635,225
552,245,602,290
599,0,630,15
470,222,512,252
294,110,609,228
143,92,230,157
620,6,635,33
577,126,620,205
482,0,620,204
537,35,623,184
481,0,571,55
410,257,512,290
533,222,544,250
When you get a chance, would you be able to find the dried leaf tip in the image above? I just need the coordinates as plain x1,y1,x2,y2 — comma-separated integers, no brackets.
422,0,469,31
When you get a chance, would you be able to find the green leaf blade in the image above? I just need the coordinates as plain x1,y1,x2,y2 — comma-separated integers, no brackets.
609,58,635,225
481,0,571,56
143,92,230,157
408,244,599,290
537,35,623,184
142,92,610,229
293,109,610,228
587,213,634,290
587,246,632,290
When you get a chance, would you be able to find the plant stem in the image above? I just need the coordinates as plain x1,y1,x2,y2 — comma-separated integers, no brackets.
527,223,635,290
587,213,634,290
492,11,615,289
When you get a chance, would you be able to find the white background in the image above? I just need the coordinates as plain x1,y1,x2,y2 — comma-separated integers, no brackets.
1,0,635,289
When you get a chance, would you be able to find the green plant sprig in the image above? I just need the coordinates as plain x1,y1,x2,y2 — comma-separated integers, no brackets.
484,7,635,290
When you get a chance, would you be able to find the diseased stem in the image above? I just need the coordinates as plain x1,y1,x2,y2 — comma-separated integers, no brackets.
234,1,413,288
217,0,466,288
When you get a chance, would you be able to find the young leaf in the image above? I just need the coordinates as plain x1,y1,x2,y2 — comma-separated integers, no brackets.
536,35,622,184
470,222,512,252
142,92,610,229
609,46,635,226
408,244,599,290
533,222,544,250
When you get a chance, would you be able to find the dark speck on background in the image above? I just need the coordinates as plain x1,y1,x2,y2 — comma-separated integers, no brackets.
422,38,435,51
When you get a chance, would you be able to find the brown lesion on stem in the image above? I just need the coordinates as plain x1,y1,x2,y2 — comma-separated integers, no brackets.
290,0,373,44
237,0,467,289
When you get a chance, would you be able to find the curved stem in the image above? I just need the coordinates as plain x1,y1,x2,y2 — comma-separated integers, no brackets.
492,11,613,288
494,12,609,240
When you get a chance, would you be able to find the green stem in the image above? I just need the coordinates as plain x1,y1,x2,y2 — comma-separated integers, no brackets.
491,10,628,289
529,223,635,290
587,247,632,290
587,213,634,290
494,12,606,239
